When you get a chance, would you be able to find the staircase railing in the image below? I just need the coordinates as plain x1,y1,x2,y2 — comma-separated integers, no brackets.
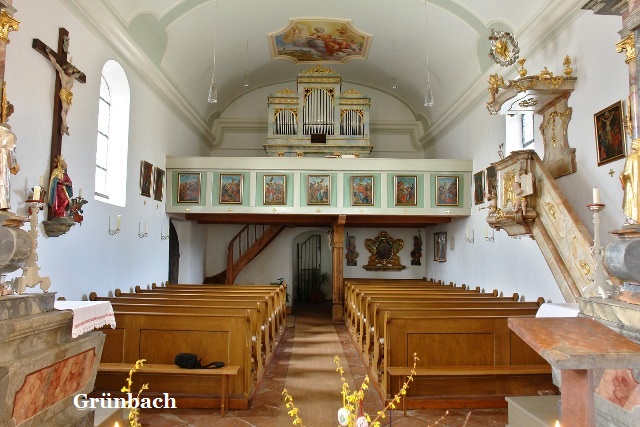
226,224,285,285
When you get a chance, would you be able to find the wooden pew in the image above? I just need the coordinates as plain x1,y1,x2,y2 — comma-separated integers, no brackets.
381,313,555,408
107,290,282,346
92,294,275,361
98,363,240,416
108,302,266,376
95,310,254,409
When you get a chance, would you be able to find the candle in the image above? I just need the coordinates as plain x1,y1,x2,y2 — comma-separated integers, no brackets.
116,215,121,229
33,186,41,201
39,175,44,186
593,187,600,204
144,221,147,233
554,421,560,427
78,188,83,198
466,228,469,239
485,226,488,238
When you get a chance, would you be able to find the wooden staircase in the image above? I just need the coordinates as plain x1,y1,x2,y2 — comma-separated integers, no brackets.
215,224,286,285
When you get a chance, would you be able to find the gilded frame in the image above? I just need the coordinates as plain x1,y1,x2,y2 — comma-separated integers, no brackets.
307,175,331,205
219,174,243,204
263,174,287,205
394,175,417,206
435,175,459,207
153,167,165,202
139,160,153,197
177,172,201,204
594,100,626,166
351,175,374,206
473,170,484,205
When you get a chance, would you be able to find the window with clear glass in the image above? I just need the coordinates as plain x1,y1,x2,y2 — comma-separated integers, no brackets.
94,60,130,207
522,113,534,148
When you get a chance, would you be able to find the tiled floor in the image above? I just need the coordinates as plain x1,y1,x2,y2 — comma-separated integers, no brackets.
138,304,508,426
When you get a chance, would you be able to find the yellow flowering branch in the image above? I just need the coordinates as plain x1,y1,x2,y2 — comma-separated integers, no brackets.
282,388,305,426
370,353,420,425
120,359,149,427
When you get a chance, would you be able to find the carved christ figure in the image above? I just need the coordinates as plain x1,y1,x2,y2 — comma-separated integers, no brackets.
47,47,82,135
0,123,19,210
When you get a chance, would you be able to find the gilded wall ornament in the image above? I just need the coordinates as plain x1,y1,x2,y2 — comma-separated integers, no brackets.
488,28,520,67
363,231,405,271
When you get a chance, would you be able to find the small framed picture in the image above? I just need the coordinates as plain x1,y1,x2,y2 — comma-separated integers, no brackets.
177,172,201,203
219,174,243,204
594,100,626,166
436,175,459,206
263,174,286,205
473,171,484,205
140,160,153,197
153,167,165,202
433,231,447,262
394,175,417,206
485,166,497,196
351,175,374,206
307,175,330,205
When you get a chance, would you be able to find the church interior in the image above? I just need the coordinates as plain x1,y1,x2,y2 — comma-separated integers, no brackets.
2,0,640,426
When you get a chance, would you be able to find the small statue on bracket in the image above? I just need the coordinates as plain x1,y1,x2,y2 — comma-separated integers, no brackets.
411,232,422,266
43,155,87,237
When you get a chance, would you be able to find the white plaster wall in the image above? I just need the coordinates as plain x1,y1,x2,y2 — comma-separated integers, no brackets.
212,83,424,158
423,12,627,303
5,0,207,299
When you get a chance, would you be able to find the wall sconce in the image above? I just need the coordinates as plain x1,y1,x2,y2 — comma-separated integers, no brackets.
138,221,148,238
109,215,121,235
485,225,494,242
465,228,474,244
161,226,169,241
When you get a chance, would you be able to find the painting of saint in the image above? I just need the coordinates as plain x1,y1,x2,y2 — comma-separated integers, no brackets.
436,176,459,206
474,171,484,205
594,101,626,166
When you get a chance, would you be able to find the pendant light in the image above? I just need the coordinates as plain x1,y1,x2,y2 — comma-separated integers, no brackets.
207,0,219,103
424,1,434,107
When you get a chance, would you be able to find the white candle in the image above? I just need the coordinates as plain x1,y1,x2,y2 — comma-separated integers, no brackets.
33,186,40,200
554,421,561,427
39,176,44,186
466,228,469,239
78,188,83,198
144,221,147,233
593,187,600,204
485,225,488,238
116,215,121,229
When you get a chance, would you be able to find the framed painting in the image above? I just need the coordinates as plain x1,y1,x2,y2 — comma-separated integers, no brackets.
485,165,497,197
219,174,243,204
436,175,459,206
433,231,447,262
139,160,153,197
394,175,417,206
307,175,331,205
594,100,626,166
473,171,484,205
153,167,165,202
351,175,374,206
177,172,201,203
263,174,286,205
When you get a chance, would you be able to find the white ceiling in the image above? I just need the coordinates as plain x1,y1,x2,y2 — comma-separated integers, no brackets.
63,0,587,146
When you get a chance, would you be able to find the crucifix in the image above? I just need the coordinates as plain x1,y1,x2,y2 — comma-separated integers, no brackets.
32,28,85,221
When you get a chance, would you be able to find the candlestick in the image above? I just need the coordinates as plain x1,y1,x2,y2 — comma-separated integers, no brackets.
109,216,121,235
583,203,614,298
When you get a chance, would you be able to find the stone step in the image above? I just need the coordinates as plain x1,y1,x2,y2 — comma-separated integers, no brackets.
506,395,560,427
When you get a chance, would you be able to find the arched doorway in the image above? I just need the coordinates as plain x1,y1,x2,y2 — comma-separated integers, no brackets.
168,220,179,283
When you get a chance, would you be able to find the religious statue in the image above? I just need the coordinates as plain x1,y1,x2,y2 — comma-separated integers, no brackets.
410,232,422,265
47,47,82,135
0,123,19,210
48,155,73,218
620,139,640,224
346,235,358,266
512,176,527,216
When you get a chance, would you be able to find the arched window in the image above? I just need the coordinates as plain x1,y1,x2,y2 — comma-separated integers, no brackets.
95,60,130,206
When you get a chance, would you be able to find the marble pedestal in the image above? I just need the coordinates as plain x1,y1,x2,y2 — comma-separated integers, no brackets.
508,317,640,427
0,293,105,427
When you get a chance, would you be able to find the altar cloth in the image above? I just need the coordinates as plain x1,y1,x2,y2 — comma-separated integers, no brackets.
536,302,580,318
54,300,116,338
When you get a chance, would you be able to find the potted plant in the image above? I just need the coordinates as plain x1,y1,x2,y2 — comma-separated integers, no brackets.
309,268,329,303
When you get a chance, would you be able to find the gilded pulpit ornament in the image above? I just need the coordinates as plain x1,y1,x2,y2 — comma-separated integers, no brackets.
363,231,405,271
488,27,520,67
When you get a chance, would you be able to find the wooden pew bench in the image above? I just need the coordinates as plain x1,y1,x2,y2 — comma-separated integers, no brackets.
387,364,552,414
381,313,555,408
96,310,253,409
98,363,240,415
